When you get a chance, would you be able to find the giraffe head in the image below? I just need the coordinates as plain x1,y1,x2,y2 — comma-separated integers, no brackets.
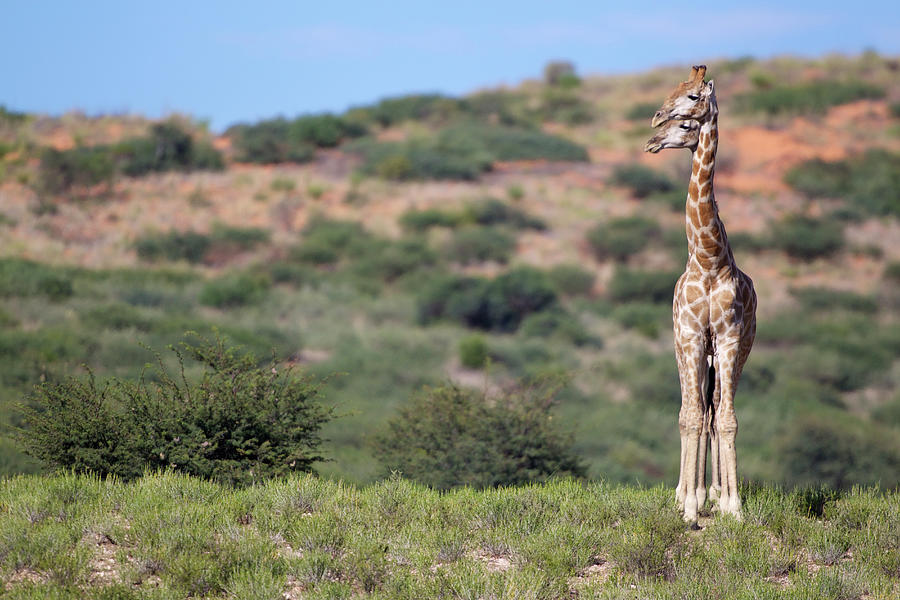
650,65,715,127
644,118,701,153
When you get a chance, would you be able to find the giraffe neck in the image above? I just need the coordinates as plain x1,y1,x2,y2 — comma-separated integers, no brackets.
685,112,733,271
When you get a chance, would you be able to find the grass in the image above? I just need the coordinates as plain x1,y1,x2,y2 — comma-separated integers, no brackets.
1,472,898,599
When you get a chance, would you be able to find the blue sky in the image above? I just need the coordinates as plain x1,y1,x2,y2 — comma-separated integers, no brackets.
2,1,898,131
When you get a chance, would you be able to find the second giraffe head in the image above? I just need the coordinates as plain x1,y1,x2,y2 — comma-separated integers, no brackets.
650,65,716,127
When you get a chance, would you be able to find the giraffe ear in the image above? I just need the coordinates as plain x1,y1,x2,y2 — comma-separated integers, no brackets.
706,80,715,94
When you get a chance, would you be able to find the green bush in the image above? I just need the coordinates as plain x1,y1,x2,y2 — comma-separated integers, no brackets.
135,230,212,263
210,224,271,249
199,272,271,308
790,286,877,314
545,264,595,297
228,119,314,164
418,267,558,332
625,101,661,121
353,137,490,181
0,258,76,300
39,146,116,194
116,121,224,176
460,90,532,127
771,215,844,259
539,88,594,125
587,216,660,261
367,94,462,126
459,335,489,369
462,197,546,230
608,267,680,303
519,309,599,347
18,336,333,484
352,237,438,283
373,382,585,489
778,413,900,490
443,226,516,265
611,302,670,338
440,123,589,162
785,150,900,217
735,80,885,115
399,208,462,231
291,219,372,265
610,165,675,198
290,113,366,148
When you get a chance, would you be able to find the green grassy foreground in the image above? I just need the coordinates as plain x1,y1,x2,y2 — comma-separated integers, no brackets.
1,473,898,599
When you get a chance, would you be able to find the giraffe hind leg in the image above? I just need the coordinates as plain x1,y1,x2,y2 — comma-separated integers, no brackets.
707,362,721,505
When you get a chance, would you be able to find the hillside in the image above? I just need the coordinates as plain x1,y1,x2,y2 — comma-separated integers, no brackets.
1,472,899,598
0,53,899,489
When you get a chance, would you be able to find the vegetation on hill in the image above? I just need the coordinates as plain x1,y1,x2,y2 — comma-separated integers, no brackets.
1,473,899,598
1,52,899,496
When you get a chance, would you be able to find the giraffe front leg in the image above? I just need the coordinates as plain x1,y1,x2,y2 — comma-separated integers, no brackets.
677,352,706,524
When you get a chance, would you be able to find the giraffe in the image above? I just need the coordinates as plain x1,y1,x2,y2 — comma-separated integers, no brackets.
644,66,757,523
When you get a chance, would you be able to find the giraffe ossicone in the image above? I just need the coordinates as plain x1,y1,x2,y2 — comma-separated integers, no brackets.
645,67,757,524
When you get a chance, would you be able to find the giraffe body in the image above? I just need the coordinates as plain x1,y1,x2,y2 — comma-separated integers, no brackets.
646,67,756,523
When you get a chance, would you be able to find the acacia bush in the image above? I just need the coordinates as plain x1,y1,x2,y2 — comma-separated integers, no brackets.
418,268,558,332
443,226,516,265
373,382,585,489
39,146,116,194
587,216,661,261
785,149,900,217
116,121,223,176
608,267,680,303
610,165,675,198
771,215,844,260
18,336,333,484
228,114,366,163
199,272,271,308
352,124,588,181
735,80,884,115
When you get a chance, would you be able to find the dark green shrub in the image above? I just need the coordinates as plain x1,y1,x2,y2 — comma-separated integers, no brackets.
199,272,271,308
778,414,900,490
543,61,578,86
539,88,593,124
625,101,661,121
785,149,900,217
134,230,212,263
546,264,595,297
728,231,770,253
290,114,365,148
608,267,680,303
885,262,900,283
267,262,318,287
81,304,155,332
587,216,660,261
459,335,489,369
228,119,314,164
116,121,224,176
373,382,585,489
352,137,490,181
0,258,76,299
353,237,438,283
399,208,462,231
790,286,877,314
291,219,372,265
443,226,516,265
367,94,462,126
519,309,598,347
771,215,844,259
610,165,675,198
462,197,546,230
39,146,116,194
18,335,333,484
210,224,271,249
440,123,589,162
611,302,670,337
418,267,558,332
649,189,688,212
735,80,885,115
460,90,532,127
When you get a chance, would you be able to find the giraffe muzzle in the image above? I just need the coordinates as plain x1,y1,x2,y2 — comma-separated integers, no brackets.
651,110,669,128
